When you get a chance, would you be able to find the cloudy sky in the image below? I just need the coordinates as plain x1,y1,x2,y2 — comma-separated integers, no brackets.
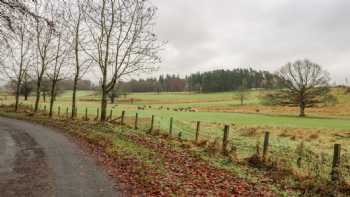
151,0,350,84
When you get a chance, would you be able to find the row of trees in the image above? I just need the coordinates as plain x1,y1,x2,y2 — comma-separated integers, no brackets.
3,67,284,95
0,0,161,121
119,74,186,93
1,67,286,95
117,69,282,93
187,68,283,93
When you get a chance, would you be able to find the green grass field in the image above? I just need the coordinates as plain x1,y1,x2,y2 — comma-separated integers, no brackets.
2,89,350,130
2,89,350,149
2,88,350,186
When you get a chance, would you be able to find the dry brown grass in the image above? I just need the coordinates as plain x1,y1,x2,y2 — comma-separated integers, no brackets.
238,127,260,137
197,104,350,117
308,133,320,140
196,87,350,118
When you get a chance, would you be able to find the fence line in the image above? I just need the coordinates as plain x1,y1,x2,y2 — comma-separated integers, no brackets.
13,103,350,182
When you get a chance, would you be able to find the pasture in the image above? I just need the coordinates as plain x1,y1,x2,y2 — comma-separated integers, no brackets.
2,88,350,184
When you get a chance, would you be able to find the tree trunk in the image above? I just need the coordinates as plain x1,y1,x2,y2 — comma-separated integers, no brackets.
100,66,108,122
299,101,305,117
23,75,28,101
111,94,115,104
15,81,21,112
43,91,46,103
34,80,41,112
71,74,79,119
100,89,108,122
49,82,56,117
24,91,28,101
72,16,80,119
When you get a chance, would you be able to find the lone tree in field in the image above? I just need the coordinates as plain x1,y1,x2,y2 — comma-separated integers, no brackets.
273,59,331,117
83,0,161,121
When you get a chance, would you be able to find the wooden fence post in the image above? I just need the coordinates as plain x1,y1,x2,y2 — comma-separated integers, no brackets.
66,107,69,119
331,144,341,181
195,121,201,143
44,105,46,113
222,125,230,155
169,117,173,136
58,106,61,117
262,132,270,161
121,111,125,125
109,109,113,120
134,113,138,130
149,115,154,133
85,108,88,121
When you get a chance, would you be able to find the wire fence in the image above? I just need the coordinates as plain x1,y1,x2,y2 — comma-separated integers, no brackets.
6,103,350,185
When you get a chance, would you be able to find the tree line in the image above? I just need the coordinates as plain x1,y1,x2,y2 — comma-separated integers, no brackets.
187,68,283,93
120,74,186,93
117,68,282,93
5,69,279,94
3,67,283,95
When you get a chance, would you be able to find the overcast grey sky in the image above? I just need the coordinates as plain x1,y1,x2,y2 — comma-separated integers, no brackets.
151,0,350,83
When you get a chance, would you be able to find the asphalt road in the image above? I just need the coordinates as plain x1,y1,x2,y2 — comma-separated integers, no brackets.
0,117,118,197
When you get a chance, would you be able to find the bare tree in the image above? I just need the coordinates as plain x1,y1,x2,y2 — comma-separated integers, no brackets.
47,33,71,117
33,0,56,112
21,71,33,100
83,0,161,121
65,0,91,119
38,0,73,117
274,59,330,117
0,17,33,111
